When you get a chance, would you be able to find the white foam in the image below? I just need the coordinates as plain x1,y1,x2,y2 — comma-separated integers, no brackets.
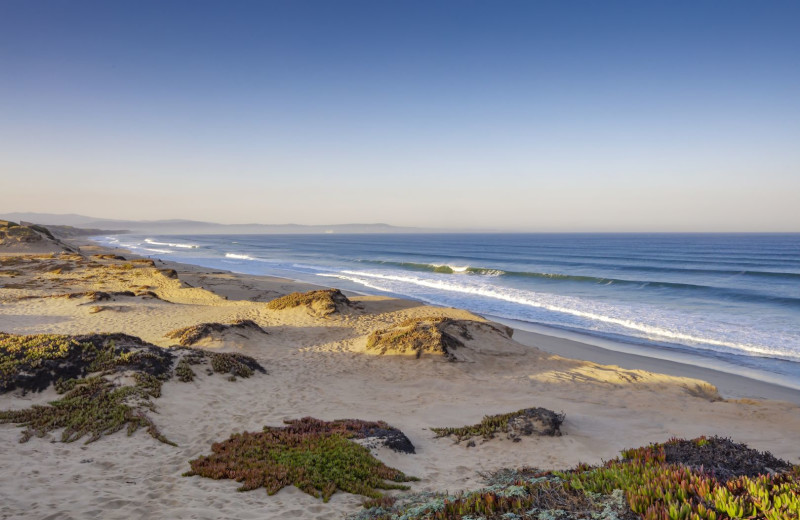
225,253,255,260
336,270,800,362
145,238,199,249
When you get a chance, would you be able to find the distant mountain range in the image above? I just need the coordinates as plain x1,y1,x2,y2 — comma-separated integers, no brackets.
0,212,431,235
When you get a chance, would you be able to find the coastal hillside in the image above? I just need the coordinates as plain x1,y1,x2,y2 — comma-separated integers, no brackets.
0,220,75,254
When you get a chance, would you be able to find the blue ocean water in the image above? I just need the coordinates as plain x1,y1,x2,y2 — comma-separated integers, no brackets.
96,233,800,386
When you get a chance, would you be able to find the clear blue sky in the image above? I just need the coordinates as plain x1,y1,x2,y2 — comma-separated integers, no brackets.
1,1,798,231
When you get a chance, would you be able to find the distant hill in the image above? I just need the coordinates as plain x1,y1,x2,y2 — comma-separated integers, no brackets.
0,213,431,235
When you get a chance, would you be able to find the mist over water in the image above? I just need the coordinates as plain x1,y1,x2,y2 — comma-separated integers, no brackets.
96,233,800,386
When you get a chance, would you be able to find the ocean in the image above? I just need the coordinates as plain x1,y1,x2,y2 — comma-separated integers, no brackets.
95,233,800,388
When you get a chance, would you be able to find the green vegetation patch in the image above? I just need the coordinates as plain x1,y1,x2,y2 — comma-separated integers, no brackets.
185,417,417,502
561,436,800,520
1,332,266,445
353,436,800,520
266,289,352,316
0,376,173,444
165,319,268,346
432,407,565,443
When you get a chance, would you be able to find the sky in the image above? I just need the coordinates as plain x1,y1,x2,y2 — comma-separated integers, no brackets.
1,0,799,232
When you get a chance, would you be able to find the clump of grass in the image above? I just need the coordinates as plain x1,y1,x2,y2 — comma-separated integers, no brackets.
185,417,417,502
165,320,267,346
266,289,351,316
683,382,724,402
365,317,470,360
170,347,266,381
208,352,262,379
174,357,198,382
431,407,565,442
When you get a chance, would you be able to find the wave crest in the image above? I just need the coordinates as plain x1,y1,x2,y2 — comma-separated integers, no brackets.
145,238,199,249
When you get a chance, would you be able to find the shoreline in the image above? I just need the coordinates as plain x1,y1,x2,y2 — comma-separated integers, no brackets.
79,237,800,404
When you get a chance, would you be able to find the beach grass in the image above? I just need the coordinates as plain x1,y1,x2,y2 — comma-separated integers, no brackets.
165,319,267,346
365,316,470,360
266,289,351,316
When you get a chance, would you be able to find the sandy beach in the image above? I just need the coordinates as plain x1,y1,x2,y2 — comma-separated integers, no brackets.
2,235,799,520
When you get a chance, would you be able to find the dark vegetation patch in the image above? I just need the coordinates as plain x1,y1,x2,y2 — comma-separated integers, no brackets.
55,290,137,301
352,436,800,520
27,224,56,241
0,333,266,445
560,436,800,520
170,347,265,382
130,259,156,266
184,417,417,502
0,332,172,394
621,436,795,482
134,289,168,301
0,222,43,244
165,319,268,346
432,407,565,443
158,268,179,279
208,350,265,378
266,288,353,316
91,254,127,261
